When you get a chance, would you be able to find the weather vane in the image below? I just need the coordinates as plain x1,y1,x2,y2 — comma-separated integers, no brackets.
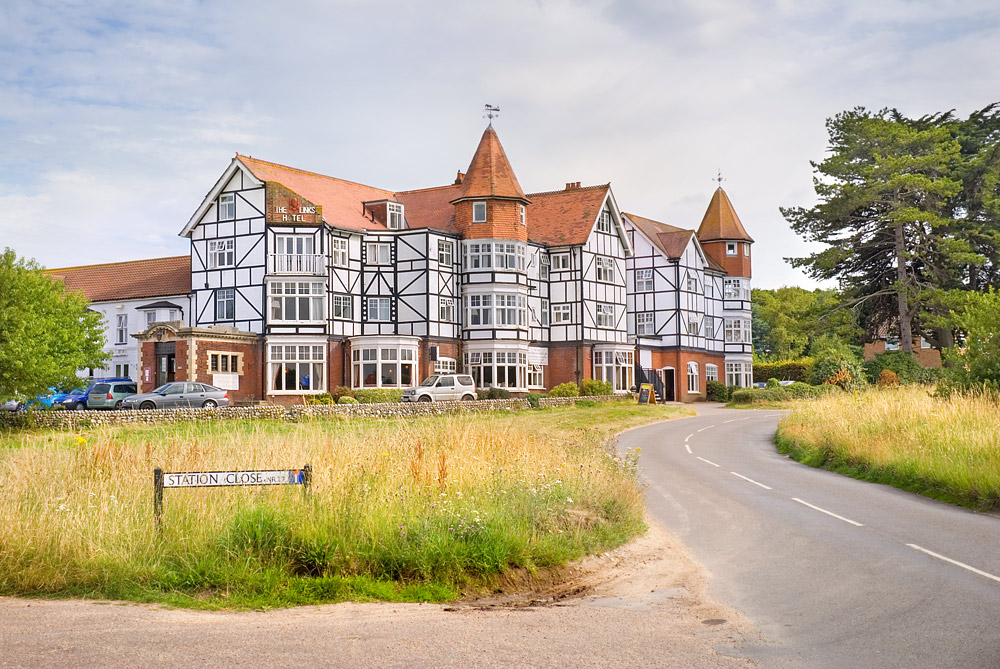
714,169,725,187
484,104,500,127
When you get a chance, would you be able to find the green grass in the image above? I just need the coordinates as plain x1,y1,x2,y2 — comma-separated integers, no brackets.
0,401,691,609
776,386,1000,510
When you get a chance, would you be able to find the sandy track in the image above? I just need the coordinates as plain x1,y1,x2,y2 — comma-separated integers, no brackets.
0,519,758,668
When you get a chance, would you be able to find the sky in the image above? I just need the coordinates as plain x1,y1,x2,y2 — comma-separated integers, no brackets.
1,0,997,289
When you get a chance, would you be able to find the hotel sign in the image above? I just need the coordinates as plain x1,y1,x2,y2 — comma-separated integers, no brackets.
265,183,323,224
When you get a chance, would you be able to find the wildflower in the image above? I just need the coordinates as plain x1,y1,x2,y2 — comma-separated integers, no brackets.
566,497,572,504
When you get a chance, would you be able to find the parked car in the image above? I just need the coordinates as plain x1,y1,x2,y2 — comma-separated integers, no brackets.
401,374,477,402
87,381,139,410
120,382,229,410
2,388,58,412
1,398,23,412
55,377,132,410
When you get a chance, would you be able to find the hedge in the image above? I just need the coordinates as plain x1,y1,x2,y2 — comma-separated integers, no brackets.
752,358,814,383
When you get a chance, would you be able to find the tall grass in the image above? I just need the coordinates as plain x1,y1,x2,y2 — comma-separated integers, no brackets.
0,403,689,608
776,386,1000,510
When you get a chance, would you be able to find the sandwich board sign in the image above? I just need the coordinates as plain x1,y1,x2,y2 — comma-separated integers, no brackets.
638,383,656,405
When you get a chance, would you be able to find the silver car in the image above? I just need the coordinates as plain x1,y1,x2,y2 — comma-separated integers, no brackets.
120,382,229,410
401,374,477,402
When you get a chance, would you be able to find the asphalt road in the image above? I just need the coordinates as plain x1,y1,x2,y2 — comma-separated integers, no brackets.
619,405,1000,668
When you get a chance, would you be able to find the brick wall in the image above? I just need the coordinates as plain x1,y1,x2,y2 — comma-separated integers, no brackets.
547,344,590,388
192,339,263,403
454,199,528,242
646,349,725,402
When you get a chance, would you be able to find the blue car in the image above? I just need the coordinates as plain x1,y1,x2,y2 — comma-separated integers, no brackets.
54,378,132,411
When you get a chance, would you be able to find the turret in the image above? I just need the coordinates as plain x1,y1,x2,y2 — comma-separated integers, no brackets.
696,187,753,279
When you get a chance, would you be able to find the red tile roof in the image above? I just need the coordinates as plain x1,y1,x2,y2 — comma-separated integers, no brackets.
395,184,462,235
625,212,726,272
453,127,528,202
237,155,396,232
45,256,191,302
526,184,610,246
696,187,753,242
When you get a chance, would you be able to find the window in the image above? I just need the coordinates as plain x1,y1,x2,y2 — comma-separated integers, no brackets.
464,350,528,389
527,364,544,388
725,318,751,343
473,201,487,222
438,240,453,266
706,364,718,382
726,362,752,388
367,297,392,321
114,364,130,378
387,203,404,230
597,211,612,233
705,315,714,337
215,289,235,321
269,282,324,322
540,299,549,326
219,193,235,220
517,245,526,271
552,304,571,324
365,242,391,265
636,312,654,335
208,239,235,269
595,303,615,328
333,294,353,320
439,297,455,322
596,255,615,283
467,294,492,325
332,238,349,268
270,344,325,393
686,315,700,336
435,357,457,373
146,311,156,327
744,243,751,256
465,242,492,269
209,352,242,374
494,243,518,270
496,294,520,327
519,204,526,226
273,235,318,273
635,269,653,292
724,278,749,300
352,345,416,388
168,309,177,322
705,281,714,298
686,275,698,292
553,253,570,270
687,362,699,393
593,349,634,391
726,242,737,256
540,254,550,280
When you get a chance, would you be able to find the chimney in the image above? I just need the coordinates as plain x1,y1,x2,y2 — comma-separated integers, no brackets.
455,171,465,185
565,182,579,191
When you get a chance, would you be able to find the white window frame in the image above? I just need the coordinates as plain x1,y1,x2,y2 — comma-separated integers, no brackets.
463,349,528,390
219,193,235,220
595,303,615,328
439,297,455,322
116,314,128,344
687,361,699,393
726,242,737,256
519,204,526,226
333,294,353,320
725,318,751,343
387,203,404,230
332,238,349,268
636,311,654,335
540,254,550,280
686,315,700,336
635,268,653,292
597,211,612,234
465,242,493,269
596,255,615,283
706,364,719,382
208,239,235,269
553,253,570,270
539,298,549,326
366,242,391,265
215,288,235,321
724,278,749,300
145,311,156,327
438,240,454,266
467,294,493,326
744,242,751,256
269,281,325,323
367,297,392,322
494,242,518,270
434,357,457,373
472,201,487,223
686,275,698,292
269,343,326,394
592,348,634,392
552,304,572,324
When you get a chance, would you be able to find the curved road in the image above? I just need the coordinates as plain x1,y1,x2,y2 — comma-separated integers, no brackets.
620,405,1000,668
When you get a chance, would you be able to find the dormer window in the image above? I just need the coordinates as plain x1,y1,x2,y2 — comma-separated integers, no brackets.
473,201,487,223
388,203,404,230
726,242,737,256
219,193,235,220
519,204,526,226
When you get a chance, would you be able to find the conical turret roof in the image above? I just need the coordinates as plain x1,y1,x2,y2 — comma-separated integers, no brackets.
696,187,753,242
452,126,529,203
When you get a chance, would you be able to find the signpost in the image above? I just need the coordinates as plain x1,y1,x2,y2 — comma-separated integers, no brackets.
638,383,656,405
153,465,311,527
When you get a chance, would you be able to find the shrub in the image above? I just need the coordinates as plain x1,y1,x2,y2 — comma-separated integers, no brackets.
330,386,354,402
730,388,787,405
580,379,613,396
526,393,544,408
486,387,511,400
548,382,580,398
476,389,489,401
877,369,899,387
863,351,925,385
811,347,866,390
575,399,598,408
705,380,730,402
352,389,403,404
336,396,359,404
783,382,834,399
305,393,334,405
766,378,781,389
753,358,814,384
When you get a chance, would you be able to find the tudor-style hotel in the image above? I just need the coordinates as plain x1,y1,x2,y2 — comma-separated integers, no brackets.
51,124,753,403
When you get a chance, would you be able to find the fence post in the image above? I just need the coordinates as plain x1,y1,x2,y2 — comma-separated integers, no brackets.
302,463,312,495
153,467,164,529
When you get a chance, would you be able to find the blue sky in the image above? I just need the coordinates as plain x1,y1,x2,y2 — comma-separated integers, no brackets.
1,0,997,289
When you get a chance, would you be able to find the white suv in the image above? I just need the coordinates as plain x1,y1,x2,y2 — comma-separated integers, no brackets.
401,374,477,402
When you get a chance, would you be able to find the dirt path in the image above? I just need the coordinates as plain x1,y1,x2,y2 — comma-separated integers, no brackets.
0,519,759,668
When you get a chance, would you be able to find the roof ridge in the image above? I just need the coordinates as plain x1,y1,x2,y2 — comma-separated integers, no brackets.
44,255,189,273
236,154,394,194
527,183,610,197
396,183,461,196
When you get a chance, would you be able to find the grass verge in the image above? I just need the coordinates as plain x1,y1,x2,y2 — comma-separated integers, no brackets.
0,401,692,609
775,386,1000,511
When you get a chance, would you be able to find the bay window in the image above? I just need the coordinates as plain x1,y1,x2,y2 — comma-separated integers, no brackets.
593,349,634,392
352,344,417,388
465,242,492,269
270,344,325,393
467,295,492,325
725,318,751,343
269,281,324,322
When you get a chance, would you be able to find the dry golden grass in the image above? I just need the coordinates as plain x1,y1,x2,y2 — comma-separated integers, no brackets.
776,386,1000,509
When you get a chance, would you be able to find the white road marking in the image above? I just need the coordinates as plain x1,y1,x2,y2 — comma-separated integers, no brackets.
697,457,720,467
685,434,693,442
685,443,692,454
697,426,714,432
907,544,1000,584
791,498,864,527
730,472,772,490
722,419,739,424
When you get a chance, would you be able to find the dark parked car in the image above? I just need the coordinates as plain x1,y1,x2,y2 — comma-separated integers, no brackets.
120,382,229,410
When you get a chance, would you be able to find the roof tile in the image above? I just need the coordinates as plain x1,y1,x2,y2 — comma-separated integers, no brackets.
696,187,753,242
45,256,191,302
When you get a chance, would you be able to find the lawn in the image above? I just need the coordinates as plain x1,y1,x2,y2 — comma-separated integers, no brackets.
0,401,692,609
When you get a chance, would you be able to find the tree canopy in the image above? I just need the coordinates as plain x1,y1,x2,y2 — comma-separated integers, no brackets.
783,104,1000,352
0,248,108,399
752,287,862,361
